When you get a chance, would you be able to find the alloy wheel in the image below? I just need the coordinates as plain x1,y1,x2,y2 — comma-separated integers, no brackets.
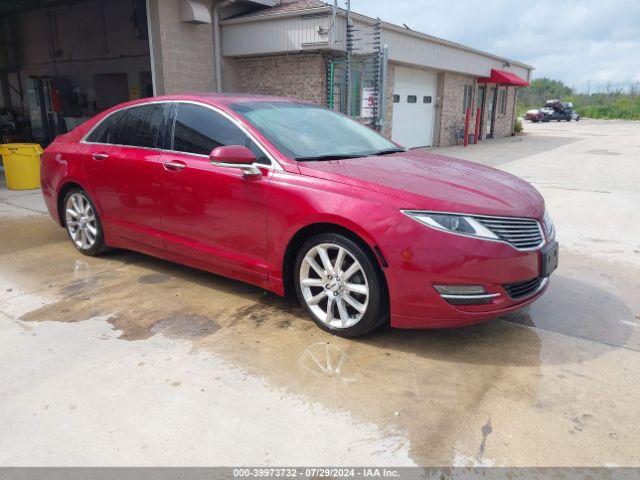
299,242,369,329
65,192,98,250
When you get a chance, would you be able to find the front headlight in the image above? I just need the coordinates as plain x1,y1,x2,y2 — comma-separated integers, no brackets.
402,211,499,241
543,210,555,240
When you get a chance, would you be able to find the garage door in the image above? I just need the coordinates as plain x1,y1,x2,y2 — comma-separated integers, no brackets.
391,67,437,148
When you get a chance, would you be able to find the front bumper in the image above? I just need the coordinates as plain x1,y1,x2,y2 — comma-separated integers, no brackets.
379,215,554,329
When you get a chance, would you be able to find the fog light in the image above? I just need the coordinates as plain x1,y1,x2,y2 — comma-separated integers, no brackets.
433,284,499,305
434,285,486,295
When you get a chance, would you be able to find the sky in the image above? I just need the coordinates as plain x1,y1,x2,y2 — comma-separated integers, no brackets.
351,0,640,93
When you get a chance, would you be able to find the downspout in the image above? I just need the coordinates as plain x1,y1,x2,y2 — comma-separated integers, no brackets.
213,0,236,93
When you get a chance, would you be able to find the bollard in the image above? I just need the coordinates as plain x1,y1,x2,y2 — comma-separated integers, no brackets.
463,107,471,147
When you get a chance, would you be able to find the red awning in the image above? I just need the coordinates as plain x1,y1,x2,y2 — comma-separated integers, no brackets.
477,69,529,87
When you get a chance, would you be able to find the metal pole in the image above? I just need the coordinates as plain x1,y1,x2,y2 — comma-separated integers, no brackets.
378,44,388,133
345,0,351,116
329,61,335,109
474,107,481,144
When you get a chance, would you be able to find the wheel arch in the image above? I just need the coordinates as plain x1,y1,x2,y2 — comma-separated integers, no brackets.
56,181,85,227
281,222,389,301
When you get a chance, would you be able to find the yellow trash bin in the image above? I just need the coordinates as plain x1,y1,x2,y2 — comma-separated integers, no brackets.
0,143,44,190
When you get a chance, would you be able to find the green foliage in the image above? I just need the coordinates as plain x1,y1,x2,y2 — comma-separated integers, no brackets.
514,117,523,133
517,77,640,120
519,78,573,108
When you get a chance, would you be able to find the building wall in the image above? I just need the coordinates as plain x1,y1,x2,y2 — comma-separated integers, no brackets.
437,72,478,147
221,12,532,82
148,0,216,94
234,53,325,104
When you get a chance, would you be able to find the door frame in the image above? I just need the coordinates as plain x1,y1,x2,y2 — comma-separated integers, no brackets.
486,86,498,139
476,85,486,140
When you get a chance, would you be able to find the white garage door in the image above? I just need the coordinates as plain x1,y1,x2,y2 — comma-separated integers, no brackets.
391,66,437,148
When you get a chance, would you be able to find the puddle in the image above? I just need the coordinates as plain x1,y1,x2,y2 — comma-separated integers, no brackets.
138,273,171,284
150,313,221,339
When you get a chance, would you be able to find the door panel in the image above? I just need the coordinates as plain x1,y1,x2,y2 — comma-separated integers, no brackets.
82,103,167,252
158,153,269,282
157,102,269,284
83,144,165,252
392,66,436,148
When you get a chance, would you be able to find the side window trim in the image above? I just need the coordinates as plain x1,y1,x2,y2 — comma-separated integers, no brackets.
156,102,177,151
81,99,282,171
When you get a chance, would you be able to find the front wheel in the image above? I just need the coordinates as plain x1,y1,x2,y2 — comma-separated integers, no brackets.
294,233,387,337
63,189,107,256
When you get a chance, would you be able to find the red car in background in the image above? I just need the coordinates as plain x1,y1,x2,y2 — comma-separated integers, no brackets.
41,94,558,337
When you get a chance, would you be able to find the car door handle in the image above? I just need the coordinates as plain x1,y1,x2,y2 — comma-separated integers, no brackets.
163,160,187,171
92,153,108,161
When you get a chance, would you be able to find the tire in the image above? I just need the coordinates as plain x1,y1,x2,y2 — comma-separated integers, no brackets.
294,233,387,337
62,188,107,256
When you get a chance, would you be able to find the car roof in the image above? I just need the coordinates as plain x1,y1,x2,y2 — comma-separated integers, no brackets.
117,92,304,110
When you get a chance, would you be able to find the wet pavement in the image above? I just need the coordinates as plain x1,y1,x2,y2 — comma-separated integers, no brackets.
1,119,640,466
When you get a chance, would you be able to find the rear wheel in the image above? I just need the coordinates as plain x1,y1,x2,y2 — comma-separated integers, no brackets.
63,189,106,256
294,233,387,337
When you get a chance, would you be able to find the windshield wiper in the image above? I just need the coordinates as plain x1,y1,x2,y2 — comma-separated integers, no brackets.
370,148,405,156
295,153,367,161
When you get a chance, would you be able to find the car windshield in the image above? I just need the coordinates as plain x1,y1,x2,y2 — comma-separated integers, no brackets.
230,101,402,161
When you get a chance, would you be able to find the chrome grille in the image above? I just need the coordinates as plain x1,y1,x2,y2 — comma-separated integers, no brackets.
503,277,544,299
473,215,544,250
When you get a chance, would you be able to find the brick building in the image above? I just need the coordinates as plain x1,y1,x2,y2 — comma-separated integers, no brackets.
0,0,532,148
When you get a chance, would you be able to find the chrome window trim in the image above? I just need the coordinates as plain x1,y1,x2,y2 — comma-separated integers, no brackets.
401,209,546,252
80,99,284,171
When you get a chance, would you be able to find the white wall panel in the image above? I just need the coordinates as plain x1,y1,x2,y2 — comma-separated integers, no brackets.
221,15,531,81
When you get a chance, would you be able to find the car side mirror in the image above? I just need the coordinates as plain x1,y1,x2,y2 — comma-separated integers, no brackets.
209,145,261,178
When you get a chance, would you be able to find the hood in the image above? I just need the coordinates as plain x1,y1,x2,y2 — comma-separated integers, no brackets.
298,149,544,218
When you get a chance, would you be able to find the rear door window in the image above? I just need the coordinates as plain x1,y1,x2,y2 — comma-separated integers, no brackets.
109,104,165,148
86,110,123,144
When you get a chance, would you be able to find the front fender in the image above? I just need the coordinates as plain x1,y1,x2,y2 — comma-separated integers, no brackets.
265,170,408,294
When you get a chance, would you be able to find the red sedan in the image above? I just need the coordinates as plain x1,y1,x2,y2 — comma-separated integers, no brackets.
41,94,558,337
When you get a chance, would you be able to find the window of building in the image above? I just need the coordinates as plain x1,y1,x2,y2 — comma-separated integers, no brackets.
172,103,269,165
462,85,473,113
407,95,417,103
423,96,432,104
393,94,400,103
498,88,508,115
